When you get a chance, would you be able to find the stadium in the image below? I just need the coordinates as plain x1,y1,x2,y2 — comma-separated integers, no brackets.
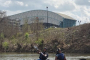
9,10,77,28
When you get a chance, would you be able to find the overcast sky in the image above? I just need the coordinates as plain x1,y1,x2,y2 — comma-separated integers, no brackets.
0,0,90,25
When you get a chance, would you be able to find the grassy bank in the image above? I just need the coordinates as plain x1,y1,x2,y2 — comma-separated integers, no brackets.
0,23,90,53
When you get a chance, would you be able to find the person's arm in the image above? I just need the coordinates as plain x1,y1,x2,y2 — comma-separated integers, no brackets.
39,52,47,57
55,56,59,60
64,58,66,60
39,52,48,59
55,54,59,60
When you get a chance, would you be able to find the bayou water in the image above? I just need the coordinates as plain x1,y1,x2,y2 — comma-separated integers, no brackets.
0,53,90,60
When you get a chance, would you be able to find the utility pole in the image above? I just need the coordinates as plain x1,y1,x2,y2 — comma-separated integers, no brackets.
46,6,48,28
36,17,39,41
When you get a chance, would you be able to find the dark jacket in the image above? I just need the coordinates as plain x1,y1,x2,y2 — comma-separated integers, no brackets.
39,52,48,60
56,53,66,60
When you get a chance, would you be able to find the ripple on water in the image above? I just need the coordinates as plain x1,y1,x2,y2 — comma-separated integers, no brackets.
0,53,90,60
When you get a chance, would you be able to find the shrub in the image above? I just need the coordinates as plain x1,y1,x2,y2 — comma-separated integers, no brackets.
25,32,29,40
11,35,15,39
35,38,43,45
2,42,9,51
0,33,4,39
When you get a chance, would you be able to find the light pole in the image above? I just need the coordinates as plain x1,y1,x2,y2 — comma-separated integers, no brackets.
36,17,39,41
78,20,81,25
46,6,48,28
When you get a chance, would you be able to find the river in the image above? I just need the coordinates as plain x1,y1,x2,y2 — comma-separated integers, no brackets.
0,53,90,60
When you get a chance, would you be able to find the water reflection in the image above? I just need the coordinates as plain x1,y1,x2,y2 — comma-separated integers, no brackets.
0,53,90,60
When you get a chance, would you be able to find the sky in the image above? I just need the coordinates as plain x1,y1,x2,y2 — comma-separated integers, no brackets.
0,0,90,25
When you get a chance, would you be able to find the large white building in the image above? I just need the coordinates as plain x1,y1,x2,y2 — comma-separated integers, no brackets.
9,10,76,28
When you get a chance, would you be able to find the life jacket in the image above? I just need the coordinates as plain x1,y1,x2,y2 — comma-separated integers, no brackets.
57,53,65,60
39,52,48,60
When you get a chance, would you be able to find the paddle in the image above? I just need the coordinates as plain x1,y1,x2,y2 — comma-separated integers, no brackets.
33,45,49,60
33,45,39,51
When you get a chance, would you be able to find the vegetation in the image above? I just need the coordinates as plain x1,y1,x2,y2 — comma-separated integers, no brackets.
0,11,90,53
25,33,29,40
2,42,9,52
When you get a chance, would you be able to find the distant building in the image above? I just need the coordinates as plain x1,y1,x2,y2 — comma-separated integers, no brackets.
8,10,77,28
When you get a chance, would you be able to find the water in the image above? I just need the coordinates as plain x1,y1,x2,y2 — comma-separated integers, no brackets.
0,53,90,60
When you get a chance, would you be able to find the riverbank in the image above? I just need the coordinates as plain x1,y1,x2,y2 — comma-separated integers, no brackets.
0,23,90,53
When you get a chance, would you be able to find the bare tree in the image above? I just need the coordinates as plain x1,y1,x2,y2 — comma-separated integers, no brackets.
0,10,6,18
0,10,7,51
30,17,44,40
0,11,20,38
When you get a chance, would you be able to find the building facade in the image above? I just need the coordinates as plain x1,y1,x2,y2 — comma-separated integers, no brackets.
9,10,76,28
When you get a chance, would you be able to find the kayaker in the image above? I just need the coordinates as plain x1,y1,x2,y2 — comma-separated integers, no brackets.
38,47,48,60
55,48,66,60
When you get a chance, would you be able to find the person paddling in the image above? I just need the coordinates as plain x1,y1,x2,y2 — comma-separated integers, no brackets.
55,48,66,60
38,47,48,60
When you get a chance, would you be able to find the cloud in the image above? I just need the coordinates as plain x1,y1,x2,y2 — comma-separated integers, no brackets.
25,4,28,7
59,5,90,25
0,0,76,12
75,0,90,6
15,1,28,7
58,1,75,11
81,7,90,17
0,0,12,7
16,1,24,6
6,10,24,16
0,0,90,24
44,0,76,12
0,0,81,12
0,0,46,11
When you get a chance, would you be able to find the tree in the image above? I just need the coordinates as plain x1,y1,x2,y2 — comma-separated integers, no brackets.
30,17,44,41
0,10,7,51
0,10,20,38
0,10,6,18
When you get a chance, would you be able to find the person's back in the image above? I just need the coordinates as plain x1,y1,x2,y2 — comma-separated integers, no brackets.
55,48,66,60
57,53,65,60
